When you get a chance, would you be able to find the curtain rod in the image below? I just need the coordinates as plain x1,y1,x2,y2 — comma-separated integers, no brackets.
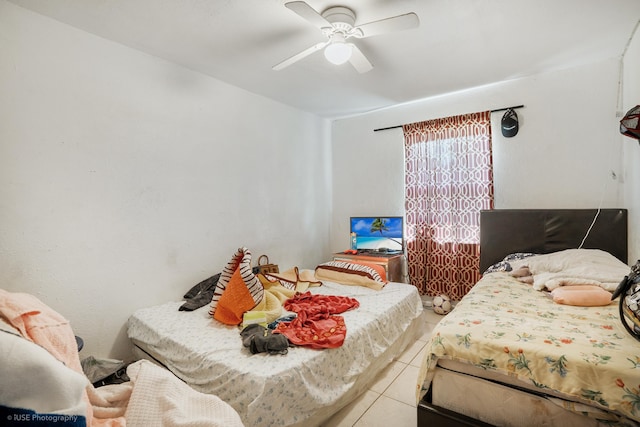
373,104,525,132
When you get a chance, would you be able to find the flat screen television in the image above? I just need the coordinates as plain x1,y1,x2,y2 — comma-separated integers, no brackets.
350,216,404,252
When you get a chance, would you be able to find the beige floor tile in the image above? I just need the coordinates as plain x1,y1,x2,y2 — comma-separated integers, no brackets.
409,343,427,368
369,360,406,394
354,395,417,427
322,390,381,427
383,364,420,406
397,339,426,364
323,308,445,426
416,324,434,343
423,308,447,324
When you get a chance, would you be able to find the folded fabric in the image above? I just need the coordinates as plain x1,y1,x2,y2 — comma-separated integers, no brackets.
0,289,126,426
240,324,289,355
259,277,297,303
245,289,283,326
0,289,81,369
179,273,221,311
274,292,359,349
264,267,322,293
209,247,264,325
86,383,131,420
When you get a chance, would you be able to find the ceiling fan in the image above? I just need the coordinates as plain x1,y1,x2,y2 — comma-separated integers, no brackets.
273,1,419,73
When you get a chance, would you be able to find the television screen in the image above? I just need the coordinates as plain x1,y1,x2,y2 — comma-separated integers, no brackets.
350,217,404,252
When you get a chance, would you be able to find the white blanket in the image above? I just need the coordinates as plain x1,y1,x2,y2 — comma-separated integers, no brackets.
124,360,244,427
510,248,629,291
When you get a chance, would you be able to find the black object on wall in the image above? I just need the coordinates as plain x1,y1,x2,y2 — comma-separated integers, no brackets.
620,105,640,141
501,108,519,137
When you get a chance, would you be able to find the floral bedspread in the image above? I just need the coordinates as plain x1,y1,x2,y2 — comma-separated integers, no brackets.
417,272,640,423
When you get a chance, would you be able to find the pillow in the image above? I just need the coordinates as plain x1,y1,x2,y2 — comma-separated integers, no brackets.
344,260,387,283
315,261,385,290
209,247,263,325
213,268,259,325
483,252,538,275
510,249,629,291
550,285,613,307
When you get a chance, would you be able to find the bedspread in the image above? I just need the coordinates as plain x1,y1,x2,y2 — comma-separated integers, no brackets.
129,280,423,427
417,273,640,423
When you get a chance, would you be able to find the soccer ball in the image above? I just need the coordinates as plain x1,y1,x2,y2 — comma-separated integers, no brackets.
432,294,452,315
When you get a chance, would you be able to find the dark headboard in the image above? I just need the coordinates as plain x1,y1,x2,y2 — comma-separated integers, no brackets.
480,209,628,273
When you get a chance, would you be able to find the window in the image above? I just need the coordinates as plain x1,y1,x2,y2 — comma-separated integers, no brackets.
403,111,494,299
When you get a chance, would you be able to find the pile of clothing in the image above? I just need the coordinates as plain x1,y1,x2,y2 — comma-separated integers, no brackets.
0,289,244,427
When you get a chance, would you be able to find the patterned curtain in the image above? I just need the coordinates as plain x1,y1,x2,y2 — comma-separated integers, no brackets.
403,111,494,300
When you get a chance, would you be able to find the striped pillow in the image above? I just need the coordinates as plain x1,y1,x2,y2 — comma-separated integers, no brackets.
315,261,386,290
209,247,264,325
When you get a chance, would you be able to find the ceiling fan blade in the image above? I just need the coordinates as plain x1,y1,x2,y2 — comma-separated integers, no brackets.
354,12,419,38
285,1,331,30
348,44,373,73
272,41,329,71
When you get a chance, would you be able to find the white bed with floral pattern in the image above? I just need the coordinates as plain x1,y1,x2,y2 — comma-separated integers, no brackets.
129,278,424,427
417,249,640,427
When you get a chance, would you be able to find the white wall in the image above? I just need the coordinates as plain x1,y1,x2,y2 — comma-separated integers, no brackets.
0,1,331,360
3,0,637,361
331,58,628,263
622,25,640,262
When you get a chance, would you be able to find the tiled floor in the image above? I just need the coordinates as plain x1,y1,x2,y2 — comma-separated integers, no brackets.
322,308,444,427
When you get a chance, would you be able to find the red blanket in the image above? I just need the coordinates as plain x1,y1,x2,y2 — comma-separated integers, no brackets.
274,292,359,349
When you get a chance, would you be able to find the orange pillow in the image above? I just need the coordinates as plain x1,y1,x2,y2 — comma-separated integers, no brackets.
550,285,613,307
209,247,264,325
214,268,257,325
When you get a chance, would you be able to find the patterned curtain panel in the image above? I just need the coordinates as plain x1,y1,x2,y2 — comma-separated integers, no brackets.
403,111,494,299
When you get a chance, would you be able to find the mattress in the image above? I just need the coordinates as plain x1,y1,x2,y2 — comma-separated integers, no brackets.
429,361,630,427
128,279,424,427
418,268,640,425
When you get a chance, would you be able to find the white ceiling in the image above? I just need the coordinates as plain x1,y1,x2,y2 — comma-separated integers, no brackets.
8,0,640,119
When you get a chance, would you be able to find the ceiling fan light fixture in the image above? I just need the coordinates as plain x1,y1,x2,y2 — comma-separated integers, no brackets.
324,40,352,65
277,1,419,72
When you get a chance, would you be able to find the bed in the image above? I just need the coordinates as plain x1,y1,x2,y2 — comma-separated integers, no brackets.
416,208,640,427
128,266,424,427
